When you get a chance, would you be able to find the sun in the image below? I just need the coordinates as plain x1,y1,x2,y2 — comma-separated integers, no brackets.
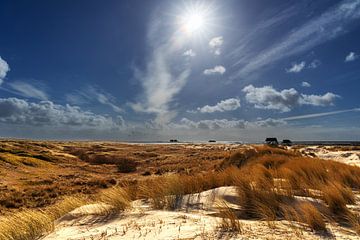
178,3,212,36
182,12,206,33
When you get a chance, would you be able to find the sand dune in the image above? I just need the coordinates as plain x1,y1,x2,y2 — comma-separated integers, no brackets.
299,146,360,166
43,186,359,240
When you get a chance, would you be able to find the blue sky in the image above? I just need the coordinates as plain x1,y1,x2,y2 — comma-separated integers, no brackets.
0,0,359,141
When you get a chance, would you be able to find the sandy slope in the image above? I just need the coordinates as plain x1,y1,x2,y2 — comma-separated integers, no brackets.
299,146,360,166
43,186,359,240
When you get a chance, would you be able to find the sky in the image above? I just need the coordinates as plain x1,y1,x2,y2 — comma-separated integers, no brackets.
0,0,360,142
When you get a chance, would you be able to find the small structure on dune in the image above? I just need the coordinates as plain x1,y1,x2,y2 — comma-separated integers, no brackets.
208,140,216,143
281,139,292,146
169,139,178,143
265,137,278,146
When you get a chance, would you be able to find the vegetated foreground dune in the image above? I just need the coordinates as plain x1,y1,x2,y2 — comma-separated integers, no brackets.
0,140,360,239
43,186,359,240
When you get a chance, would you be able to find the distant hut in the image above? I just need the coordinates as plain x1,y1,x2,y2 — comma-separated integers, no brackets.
265,137,278,146
281,139,292,146
169,139,178,143
208,140,216,143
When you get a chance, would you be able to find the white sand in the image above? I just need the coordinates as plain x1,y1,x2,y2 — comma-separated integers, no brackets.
299,146,360,166
43,186,359,240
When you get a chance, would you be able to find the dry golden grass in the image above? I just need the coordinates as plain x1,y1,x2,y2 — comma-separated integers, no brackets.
0,186,131,240
217,201,243,233
0,196,86,240
1,141,360,239
0,209,53,240
98,187,131,213
297,202,326,232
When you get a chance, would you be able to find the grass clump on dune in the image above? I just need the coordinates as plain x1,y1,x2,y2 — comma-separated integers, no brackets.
0,196,86,240
0,187,131,240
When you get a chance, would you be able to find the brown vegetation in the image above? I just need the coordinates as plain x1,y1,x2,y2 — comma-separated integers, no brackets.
1,141,360,239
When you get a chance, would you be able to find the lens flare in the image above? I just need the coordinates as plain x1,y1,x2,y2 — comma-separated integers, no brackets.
178,2,213,37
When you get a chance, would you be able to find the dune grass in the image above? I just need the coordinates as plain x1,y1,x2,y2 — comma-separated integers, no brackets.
1,145,360,238
134,145,360,233
0,187,131,240
0,196,86,240
217,201,243,233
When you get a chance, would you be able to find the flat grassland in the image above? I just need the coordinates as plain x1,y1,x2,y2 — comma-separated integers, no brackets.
1,140,360,239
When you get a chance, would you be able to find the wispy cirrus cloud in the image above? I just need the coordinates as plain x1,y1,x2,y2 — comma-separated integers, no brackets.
282,108,360,121
66,85,122,113
130,14,191,126
232,0,360,79
7,81,49,101
203,65,226,75
196,98,240,113
345,51,359,62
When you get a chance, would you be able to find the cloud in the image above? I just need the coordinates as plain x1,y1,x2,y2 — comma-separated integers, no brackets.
203,65,226,75
0,97,125,129
250,118,287,128
209,36,223,55
308,59,321,69
345,51,359,62
171,117,286,130
242,85,300,112
131,15,191,126
282,108,360,121
66,86,122,113
183,49,196,57
196,98,240,113
7,81,49,100
242,85,339,112
0,56,10,85
301,81,311,87
286,61,306,73
300,92,340,106
175,118,246,130
232,0,360,79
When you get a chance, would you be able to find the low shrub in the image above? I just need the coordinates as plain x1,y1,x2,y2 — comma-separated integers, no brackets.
116,159,137,173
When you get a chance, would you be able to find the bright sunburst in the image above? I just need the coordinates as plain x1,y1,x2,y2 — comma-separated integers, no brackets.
182,11,205,33
178,2,213,36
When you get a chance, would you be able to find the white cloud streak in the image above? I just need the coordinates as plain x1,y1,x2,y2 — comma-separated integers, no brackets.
66,86,122,113
7,81,49,101
203,65,226,75
282,108,360,121
131,16,191,126
197,98,240,113
233,0,360,79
